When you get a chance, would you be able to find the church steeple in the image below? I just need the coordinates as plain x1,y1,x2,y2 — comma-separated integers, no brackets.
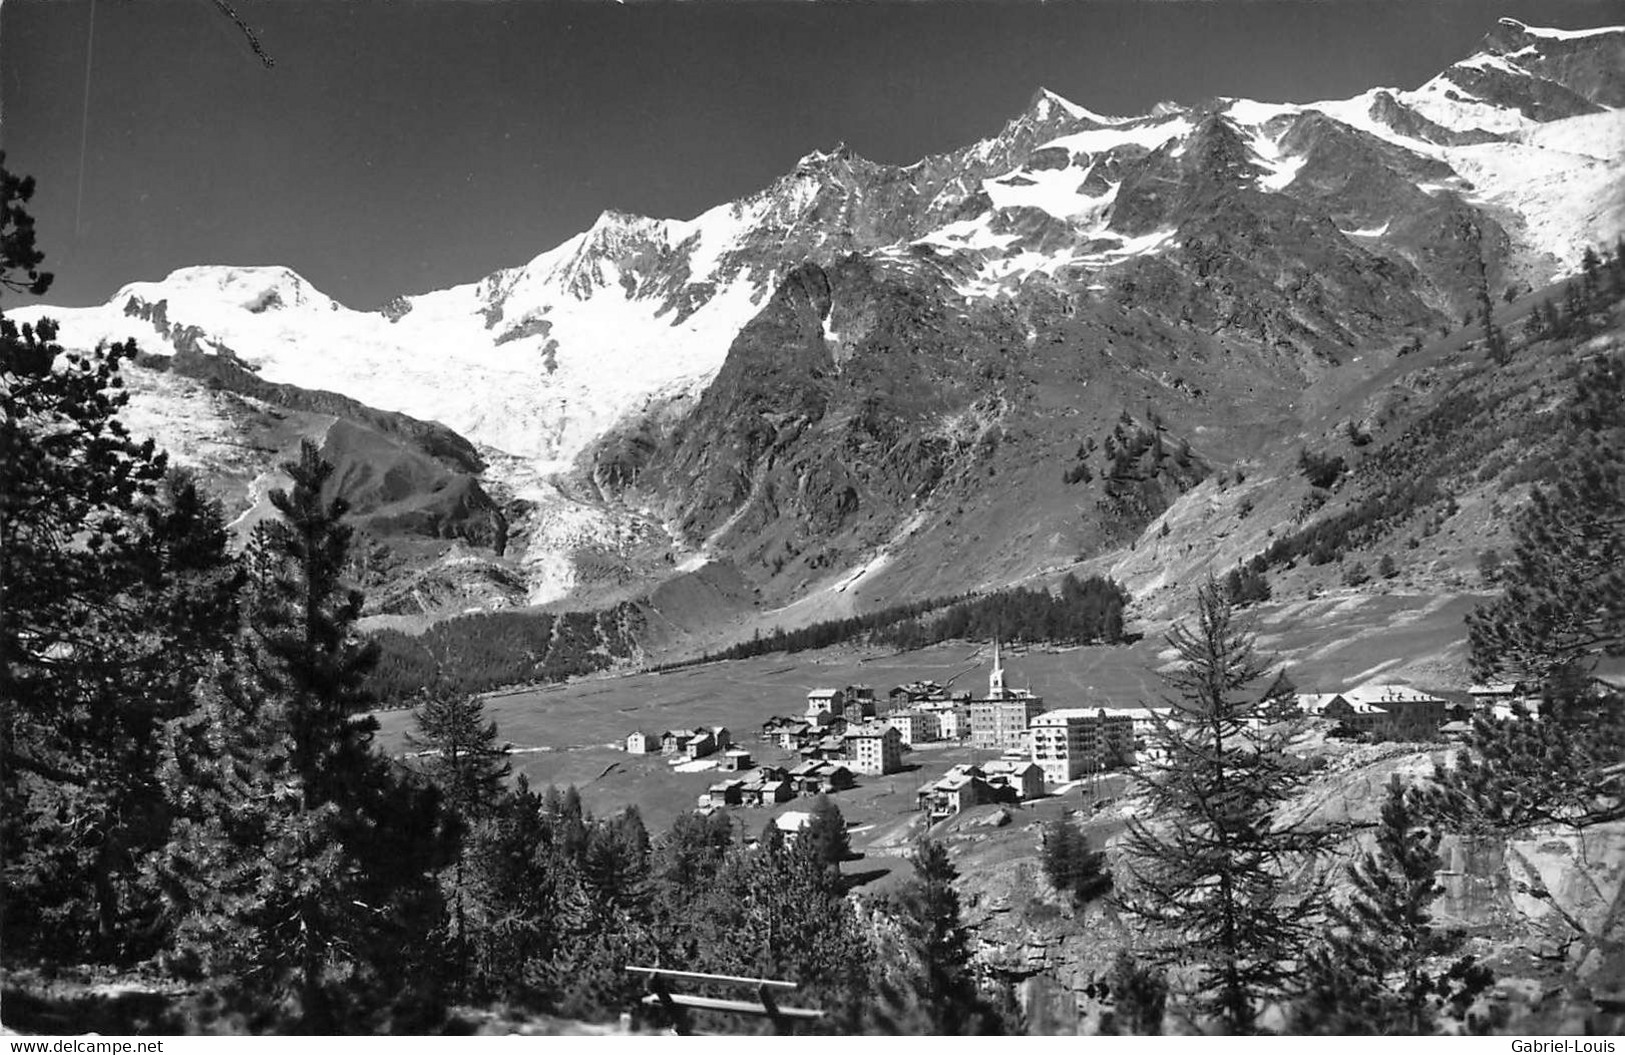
990,638,1007,698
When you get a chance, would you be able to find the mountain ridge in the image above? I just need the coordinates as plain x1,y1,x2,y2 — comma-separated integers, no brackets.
8,19,1623,641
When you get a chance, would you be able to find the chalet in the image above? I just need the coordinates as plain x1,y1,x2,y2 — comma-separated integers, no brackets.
842,698,878,725
762,715,799,736
682,729,717,760
844,722,903,776
711,727,733,749
916,765,996,820
788,760,854,796
720,748,754,772
886,709,938,746
799,734,847,762
775,721,815,751
625,730,656,754
890,680,947,704
806,688,846,717
661,729,695,755
704,780,745,807
982,758,1045,801
1028,708,1136,786
741,779,793,807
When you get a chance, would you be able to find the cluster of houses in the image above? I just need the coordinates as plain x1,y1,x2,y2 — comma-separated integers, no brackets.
625,639,1499,823
698,757,858,811
916,758,1045,821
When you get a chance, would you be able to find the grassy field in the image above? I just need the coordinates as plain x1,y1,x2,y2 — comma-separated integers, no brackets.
374,589,1478,839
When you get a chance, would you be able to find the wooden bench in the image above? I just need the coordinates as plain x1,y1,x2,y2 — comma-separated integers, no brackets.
626,966,824,1035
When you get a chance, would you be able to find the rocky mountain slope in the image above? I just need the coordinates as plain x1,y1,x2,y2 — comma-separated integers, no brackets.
10,18,1623,644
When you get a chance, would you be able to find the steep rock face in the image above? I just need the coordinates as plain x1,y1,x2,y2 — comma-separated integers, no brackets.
1480,19,1625,107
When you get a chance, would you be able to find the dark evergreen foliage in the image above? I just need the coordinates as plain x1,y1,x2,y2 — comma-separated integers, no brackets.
870,839,1005,1034
1221,565,1271,607
155,441,455,1032
1121,581,1336,1034
1297,448,1347,490
1293,776,1492,1034
1040,812,1112,906
367,604,642,705
1097,951,1169,1036
1432,348,1625,834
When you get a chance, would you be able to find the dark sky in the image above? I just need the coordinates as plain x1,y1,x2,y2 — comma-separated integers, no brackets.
2,0,1621,309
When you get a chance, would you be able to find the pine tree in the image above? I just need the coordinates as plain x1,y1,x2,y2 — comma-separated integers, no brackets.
1293,777,1492,1034
1097,950,1169,1035
457,777,561,1008
1444,352,1625,832
1040,812,1112,906
157,441,453,1031
0,156,182,962
871,839,1003,1034
801,794,852,876
407,688,511,998
1121,580,1335,1034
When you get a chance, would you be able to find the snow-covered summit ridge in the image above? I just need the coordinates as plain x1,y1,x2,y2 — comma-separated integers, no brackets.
116,264,337,316
1495,17,1624,42
16,20,1622,465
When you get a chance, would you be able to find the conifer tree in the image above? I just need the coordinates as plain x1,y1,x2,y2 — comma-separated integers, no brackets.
409,687,510,823
1040,812,1111,906
407,688,510,996
157,440,452,1032
802,794,852,876
456,777,561,1007
1444,351,1625,832
1121,580,1335,1034
1293,776,1492,1034
870,839,1001,1034
1097,951,1169,1035
0,157,181,962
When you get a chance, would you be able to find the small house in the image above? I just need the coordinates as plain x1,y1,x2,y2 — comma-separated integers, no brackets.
625,730,655,754
682,729,717,760
705,780,745,807
982,758,1045,801
721,748,754,772
806,688,846,717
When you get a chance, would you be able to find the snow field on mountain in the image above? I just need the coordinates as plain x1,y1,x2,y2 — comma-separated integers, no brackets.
1442,117,1625,276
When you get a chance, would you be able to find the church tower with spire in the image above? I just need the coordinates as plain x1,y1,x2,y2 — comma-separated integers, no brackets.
989,638,1007,699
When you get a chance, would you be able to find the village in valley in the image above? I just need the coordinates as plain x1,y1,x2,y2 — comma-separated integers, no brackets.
619,639,1513,844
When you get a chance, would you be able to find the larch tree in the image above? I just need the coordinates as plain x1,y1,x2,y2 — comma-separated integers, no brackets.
1121,580,1335,1034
